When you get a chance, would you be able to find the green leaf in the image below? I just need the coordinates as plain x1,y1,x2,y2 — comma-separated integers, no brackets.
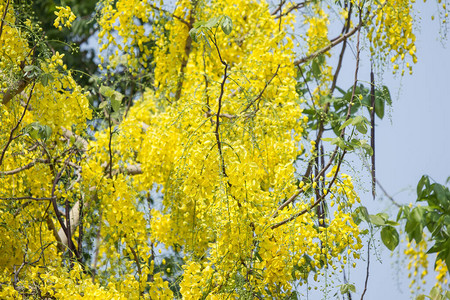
189,28,198,42
111,97,121,112
340,283,355,295
352,206,370,225
311,60,321,78
369,214,385,226
23,65,34,72
430,286,441,300
417,175,430,198
405,207,425,243
356,206,370,223
385,220,399,226
336,86,346,95
221,16,233,35
360,141,373,156
427,243,443,254
339,118,353,131
23,122,52,141
110,111,120,120
381,226,399,251
356,123,367,134
41,125,52,141
433,183,447,205
99,85,115,98
205,16,221,28
40,73,54,87
99,101,109,110
375,92,385,119
382,85,392,105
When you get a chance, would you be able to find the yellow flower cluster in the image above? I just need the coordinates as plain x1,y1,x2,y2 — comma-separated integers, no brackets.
405,237,450,294
367,0,417,74
305,3,329,55
97,0,155,74
53,6,76,30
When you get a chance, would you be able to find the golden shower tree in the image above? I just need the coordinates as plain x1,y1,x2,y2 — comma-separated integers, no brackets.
0,0,448,298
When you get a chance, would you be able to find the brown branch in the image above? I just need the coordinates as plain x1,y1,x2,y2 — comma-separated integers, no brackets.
91,209,102,282
2,77,31,106
360,242,370,300
271,150,346,229
274,2,308,19
370,64,376,199
128,245,142,276
205,111,237,120
294,24,361,66
148,3,190,27
0,81,35,167
213,35,229,179
0,158,50,176
242,65,280,115
272,143,339,218
375,179,401,207
61,127,88,151
0,196,54,201
330,2,352,94
46,216,64,252
49,158,80,261
174,2,197,101
271,0,286,15
0,0,10,41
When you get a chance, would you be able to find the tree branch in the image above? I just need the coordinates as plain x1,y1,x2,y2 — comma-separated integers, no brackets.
148,3,190,27
0,81,35,167
0,158,50,176
0,196,54,201
0,0,10,41
294,24,361,66
360,242,370,300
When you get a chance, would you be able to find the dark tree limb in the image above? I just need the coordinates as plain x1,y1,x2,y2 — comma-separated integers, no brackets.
370,64,376,199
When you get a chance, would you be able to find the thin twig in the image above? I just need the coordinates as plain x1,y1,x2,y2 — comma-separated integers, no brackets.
271,150,346,229
360,242,370,300
330,2,352,94
271,0,286,15
0,81,36,167
376,179,401,207
212,35,229,179
370,63,376,199
242,65,280,115
148,3,190,27
274,2,308,19
108,112,113,179
294,24,361,66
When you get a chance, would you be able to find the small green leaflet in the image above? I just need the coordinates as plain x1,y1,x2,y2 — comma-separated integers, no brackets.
381,226,399,251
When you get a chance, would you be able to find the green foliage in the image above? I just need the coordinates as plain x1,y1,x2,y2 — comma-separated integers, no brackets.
23,122,52,141
416,286,450,300
381,176,450,273
189,15,233,43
